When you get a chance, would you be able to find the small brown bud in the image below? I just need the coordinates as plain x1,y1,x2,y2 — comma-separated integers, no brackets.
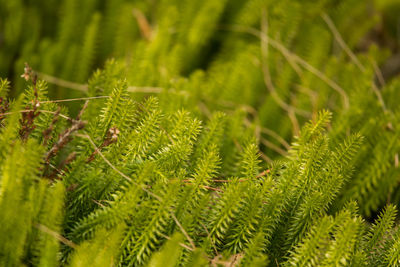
109,126,120,141
21,63,33,81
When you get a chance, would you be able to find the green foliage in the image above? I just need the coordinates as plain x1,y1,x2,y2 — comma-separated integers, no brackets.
1,0,400,266
147,233,184,267
69,225,124,267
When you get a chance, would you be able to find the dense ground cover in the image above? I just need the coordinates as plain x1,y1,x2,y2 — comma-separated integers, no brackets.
1,0,400,266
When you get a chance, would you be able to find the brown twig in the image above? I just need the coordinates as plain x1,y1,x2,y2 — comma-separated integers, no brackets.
321,13,388,113
42,106,61,146
20,63,41,141
0,96,9,125
45,120,86,163
132,8,152,41
159,233,194,252
46,152,77,180
260,10,310,121
86,126,120,163
36,72,88,92
37,71,164,94
45,102,88,163
35,223,77,249
170,212,196,250
321,13,365,72
0,109,73,122
39,96,109,104
220,24,350,109
260,137,288,156
202,186,224,192
183,170,270,185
